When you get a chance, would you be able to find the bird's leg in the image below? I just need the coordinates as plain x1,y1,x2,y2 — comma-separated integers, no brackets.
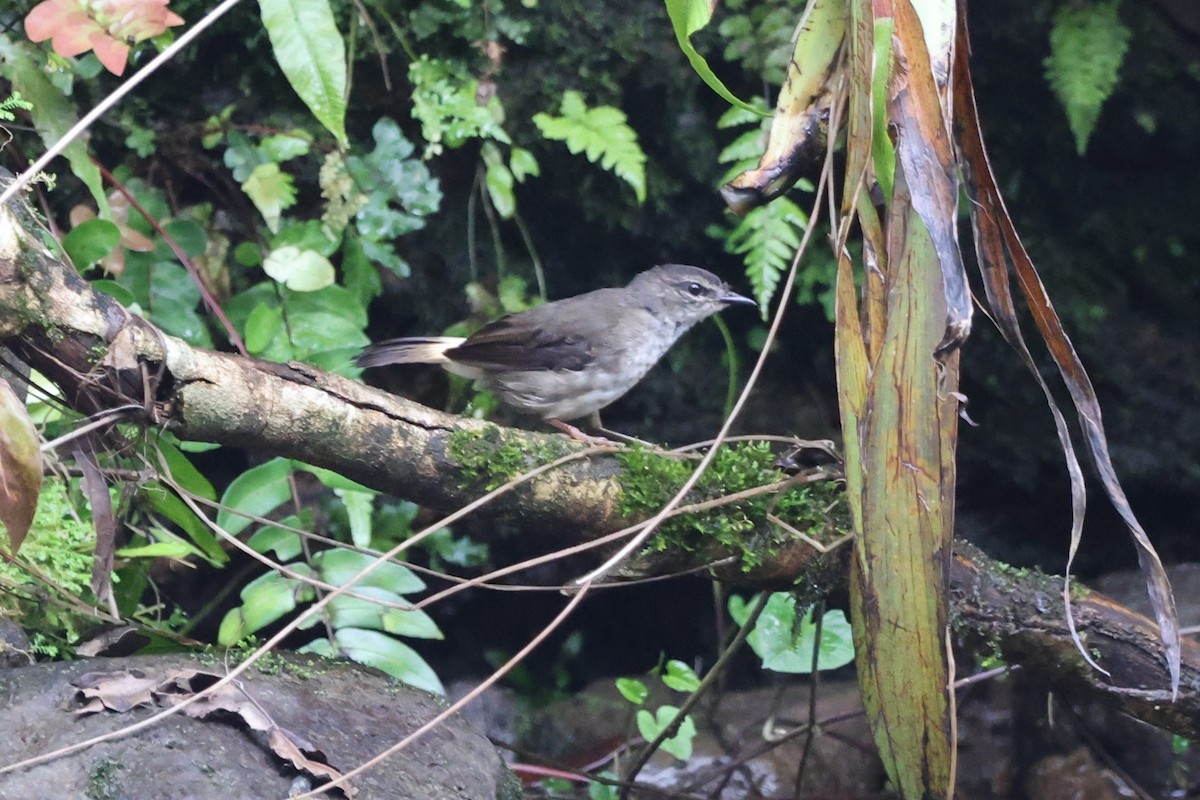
547,418,620,447
588,412,659,449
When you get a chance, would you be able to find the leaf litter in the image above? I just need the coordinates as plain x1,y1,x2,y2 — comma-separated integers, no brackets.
73,667,356,798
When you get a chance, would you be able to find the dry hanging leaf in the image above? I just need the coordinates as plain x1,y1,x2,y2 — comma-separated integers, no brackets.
0,378,42,554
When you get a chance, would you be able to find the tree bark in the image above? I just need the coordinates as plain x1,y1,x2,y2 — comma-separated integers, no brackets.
1,186,1195,739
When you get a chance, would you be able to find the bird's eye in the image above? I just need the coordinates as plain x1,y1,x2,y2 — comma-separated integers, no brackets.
686,282,704,297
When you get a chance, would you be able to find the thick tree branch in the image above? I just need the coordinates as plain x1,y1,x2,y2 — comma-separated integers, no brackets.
1,188,1196,738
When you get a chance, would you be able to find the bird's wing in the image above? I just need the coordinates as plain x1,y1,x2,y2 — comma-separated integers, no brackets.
446,291,626,372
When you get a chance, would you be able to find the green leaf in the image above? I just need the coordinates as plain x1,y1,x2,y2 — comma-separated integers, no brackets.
336,488,375,549
635,706,695,761
347,118,442,239
663,0,765,117
91,279,135,306
408,56,510,156
312,547,426,594
245,303,285,354
731,593,855,674
5,41,108,214
216,457,294,538
661,659,700,692
156,436,215,501
330,627,445,694
62,219,120,269
219,570,305,643
1044,0,1130,155
482,143,516,219
141,483,227,565
533,91,647,203
247,525,303,561
242,163,297,233
115,538,201,560
270,219,340,256
382,606,443,640
615,677,648,705
258,0,348,145
260,130,313,162
326,587,406,631
149,262,213,347
509,147,539,182
263,246,336,292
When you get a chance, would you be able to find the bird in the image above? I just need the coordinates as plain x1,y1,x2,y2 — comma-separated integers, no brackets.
355,264,756,441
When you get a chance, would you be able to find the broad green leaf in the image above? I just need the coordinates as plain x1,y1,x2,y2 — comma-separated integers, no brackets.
327,586,407,631
148,261,212,347
331,627,444,694
216,457,294,537
661,659,701,692
247,524,303,561
270,219,340,256
62,219,120,269
382,606,443,640
245,304,285,354
0,379,42,553
663,0,764,116
263,246,335,292
220,571,302,643
313,547,426,594
258,0,348,145
242,163,297,233
615,677,648,705
1044,0,1130,155
635,706,695,761
533,91,647,203
158,220,208,259
732,594,855,673
336,488,375,549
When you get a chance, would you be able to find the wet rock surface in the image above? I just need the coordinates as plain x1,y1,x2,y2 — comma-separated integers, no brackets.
0,653,520,800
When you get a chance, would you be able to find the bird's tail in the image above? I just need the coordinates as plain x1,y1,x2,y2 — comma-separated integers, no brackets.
355,337,468,368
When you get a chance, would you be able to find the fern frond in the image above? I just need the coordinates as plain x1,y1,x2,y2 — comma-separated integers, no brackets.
533,90,647,203
1044,0,1131,155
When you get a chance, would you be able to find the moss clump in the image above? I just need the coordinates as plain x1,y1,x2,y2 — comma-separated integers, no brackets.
615,442,845,572
87,758,123,800
447,426,574,491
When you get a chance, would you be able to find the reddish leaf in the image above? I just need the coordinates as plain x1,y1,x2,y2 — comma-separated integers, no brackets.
0,378,42,554
24,0,184,77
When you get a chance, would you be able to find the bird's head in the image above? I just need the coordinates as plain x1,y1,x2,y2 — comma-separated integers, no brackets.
630,264,756,328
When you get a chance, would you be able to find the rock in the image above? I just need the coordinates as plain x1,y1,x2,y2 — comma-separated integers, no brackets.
0,653,520,800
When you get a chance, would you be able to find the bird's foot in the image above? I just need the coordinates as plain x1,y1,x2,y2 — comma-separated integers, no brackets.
547,419,621,447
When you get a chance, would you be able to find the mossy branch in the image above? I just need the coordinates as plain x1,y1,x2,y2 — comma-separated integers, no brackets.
1,185,1197,738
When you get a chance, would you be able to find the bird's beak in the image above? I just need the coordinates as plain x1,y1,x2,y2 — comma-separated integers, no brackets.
719,290,757,307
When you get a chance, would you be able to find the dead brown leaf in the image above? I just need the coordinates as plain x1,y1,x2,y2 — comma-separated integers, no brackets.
71,667,356,797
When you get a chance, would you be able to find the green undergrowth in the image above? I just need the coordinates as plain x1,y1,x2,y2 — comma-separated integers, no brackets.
616,441,845,571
